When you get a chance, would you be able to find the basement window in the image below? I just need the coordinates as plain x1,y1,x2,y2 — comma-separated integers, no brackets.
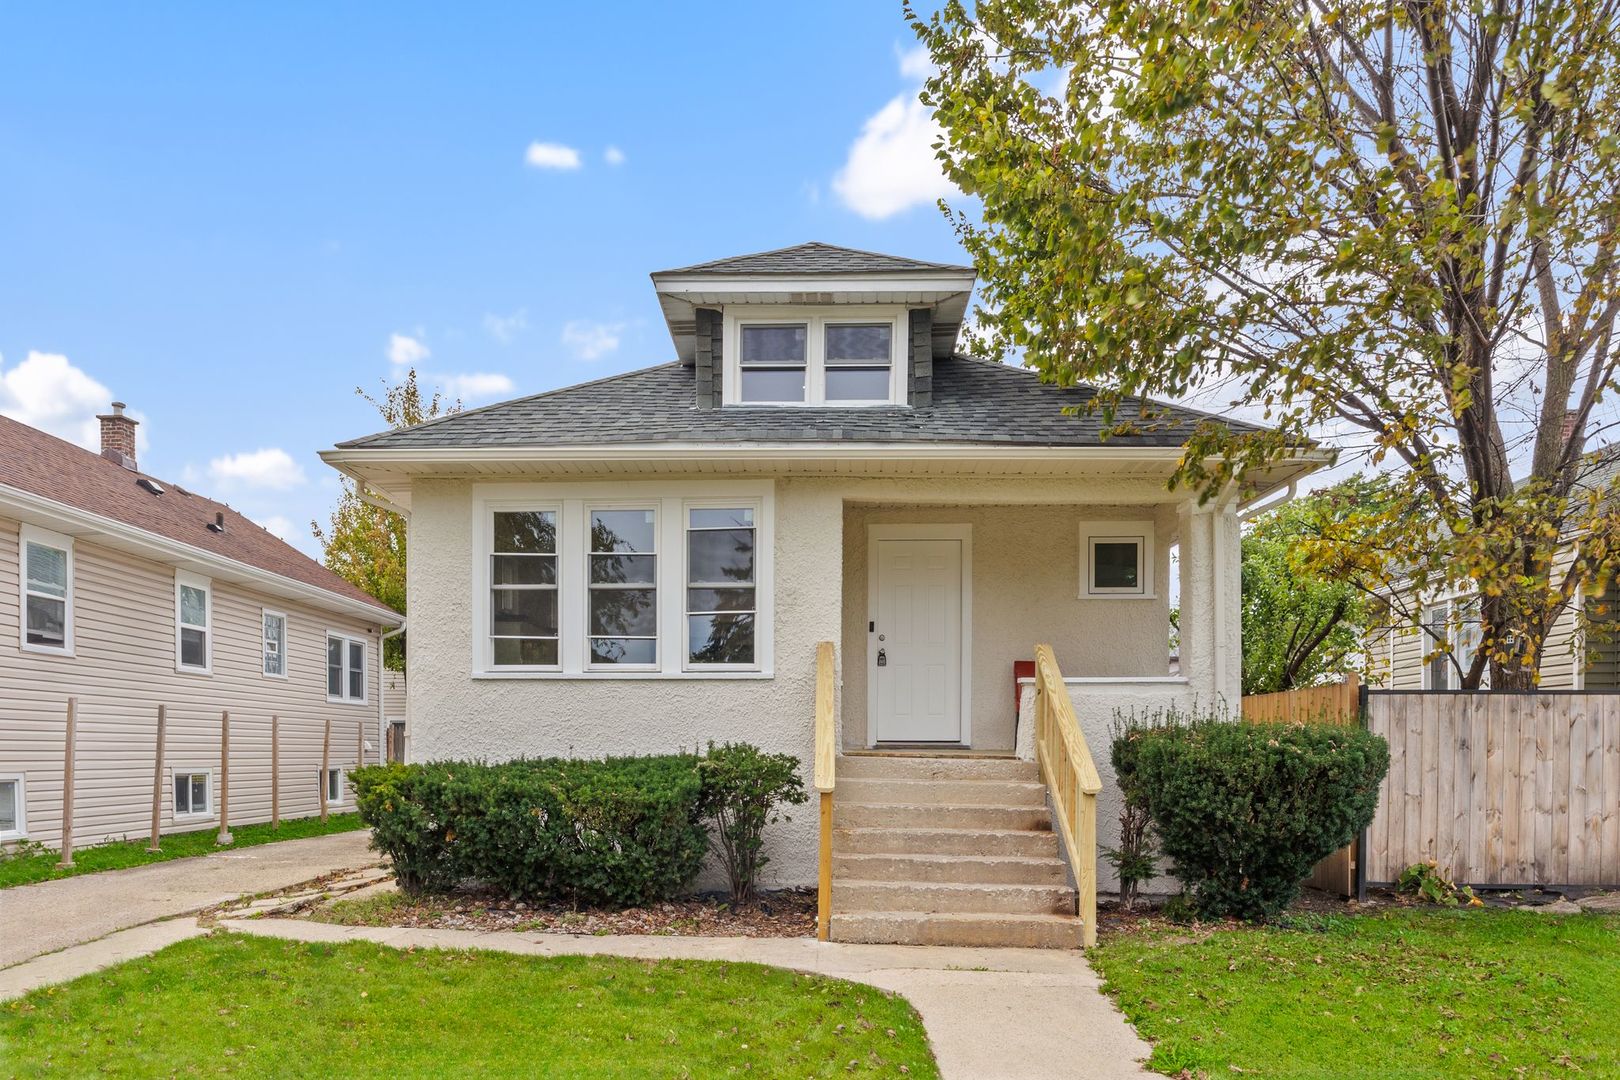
0,775,25,839
320,767,344,806
173,771,211,818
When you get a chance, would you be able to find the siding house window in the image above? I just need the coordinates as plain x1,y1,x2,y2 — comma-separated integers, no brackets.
173,771,211,817
20,526,72,654
686,507,756,667
175,572,212,673
1423,598,1485,689
321,767,343,805
327,633,368,703
0,775,25,839
589,509,658,667
262,610,287,677
490,509,558,667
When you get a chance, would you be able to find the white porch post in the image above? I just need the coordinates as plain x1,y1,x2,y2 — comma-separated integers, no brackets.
1177,499,1242,711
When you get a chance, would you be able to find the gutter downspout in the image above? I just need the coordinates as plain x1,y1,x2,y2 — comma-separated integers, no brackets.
380,620,407,764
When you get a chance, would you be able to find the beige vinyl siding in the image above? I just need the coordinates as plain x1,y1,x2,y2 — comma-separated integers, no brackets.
1537,597,1582,689
0,515,384,850
1584,583,1620,688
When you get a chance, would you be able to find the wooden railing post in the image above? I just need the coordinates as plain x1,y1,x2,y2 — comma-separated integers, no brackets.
148,705,166,852
217,711,233,846
812,641,837,943
320,716,332,823
1031,645,1103,948
59,697,77,868
270,714,280,829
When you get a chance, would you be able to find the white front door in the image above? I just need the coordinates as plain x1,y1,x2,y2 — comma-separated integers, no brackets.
872,538,963,743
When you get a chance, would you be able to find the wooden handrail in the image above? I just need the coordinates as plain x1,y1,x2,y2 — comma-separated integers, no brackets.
813,641,836,942
1032,643,1101,947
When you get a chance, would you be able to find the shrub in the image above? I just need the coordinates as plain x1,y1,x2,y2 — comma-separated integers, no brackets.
1397,861,1481,907
697,743,808,907
1107,714,1164,911
351,754,709,906
1118,715,1389,920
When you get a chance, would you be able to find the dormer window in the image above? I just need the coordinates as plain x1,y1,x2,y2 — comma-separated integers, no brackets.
725,307,905,406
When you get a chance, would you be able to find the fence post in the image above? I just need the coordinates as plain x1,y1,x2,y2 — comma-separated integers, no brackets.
270,714,280,829
320,716,331,823
58,697,77,868
217,711,233,846
148,704,166,852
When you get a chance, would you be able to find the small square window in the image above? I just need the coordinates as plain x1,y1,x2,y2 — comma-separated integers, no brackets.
174,771,211,817
1080,521,1155,599
1092,540,1141,591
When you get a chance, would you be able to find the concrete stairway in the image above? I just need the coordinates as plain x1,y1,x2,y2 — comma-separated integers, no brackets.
829,753,1084,949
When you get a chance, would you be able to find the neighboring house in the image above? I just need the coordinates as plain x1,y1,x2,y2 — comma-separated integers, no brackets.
1,407,401,850
323,242,1321,945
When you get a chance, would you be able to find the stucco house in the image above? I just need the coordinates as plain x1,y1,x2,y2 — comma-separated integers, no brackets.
1,407,400,852
324,242,1321,946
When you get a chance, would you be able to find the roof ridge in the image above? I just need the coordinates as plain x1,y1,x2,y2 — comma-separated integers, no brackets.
653,241,973,276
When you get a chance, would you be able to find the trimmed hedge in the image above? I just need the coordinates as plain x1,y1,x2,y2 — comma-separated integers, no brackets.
1115,717,1389,920
350,755,709,906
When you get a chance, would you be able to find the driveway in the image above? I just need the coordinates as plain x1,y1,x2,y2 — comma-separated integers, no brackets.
0,830,378,968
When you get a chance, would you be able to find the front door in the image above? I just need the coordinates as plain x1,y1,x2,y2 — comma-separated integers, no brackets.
872,538,963,743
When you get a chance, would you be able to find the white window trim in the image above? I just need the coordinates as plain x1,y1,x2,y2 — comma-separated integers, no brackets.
172,768,213,820
683,499,764,673
1079,520,1156,599
472,481,775,679
584,502,661,673
262,608,288,679
327,631,370,705
174,571,212,674
322,766,345,806
0,773,26,840
19,524,74,657
1419,593,1489,690
722,305,908,407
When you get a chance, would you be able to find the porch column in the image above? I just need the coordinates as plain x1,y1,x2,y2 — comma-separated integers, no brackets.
1177,499,1241,710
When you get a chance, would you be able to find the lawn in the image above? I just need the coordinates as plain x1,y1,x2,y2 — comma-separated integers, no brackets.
1090,906,1620,1079
0,932,938,1078
0,813,366,889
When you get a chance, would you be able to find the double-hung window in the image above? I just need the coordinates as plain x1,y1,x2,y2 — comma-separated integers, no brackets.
175,572,212,673
491,510,559,666
173,770,211,818
20,527,72,654
0,774,25,840
1423,597,1485,689
262,610,287,677
739,325,809,403
824,323,894,401
730,310,903,405
327,632,367,703
588,508,658,667
686,507,756,667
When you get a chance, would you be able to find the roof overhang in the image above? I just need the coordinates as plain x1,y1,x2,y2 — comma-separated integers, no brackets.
321,442,1331,514
649,271,978,363
0,483,401,626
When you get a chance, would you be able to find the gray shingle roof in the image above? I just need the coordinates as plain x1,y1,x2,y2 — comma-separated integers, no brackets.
654,242,974,277
335,355,1260,451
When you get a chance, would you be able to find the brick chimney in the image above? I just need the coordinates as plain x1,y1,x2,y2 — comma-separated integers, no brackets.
97,402,138,471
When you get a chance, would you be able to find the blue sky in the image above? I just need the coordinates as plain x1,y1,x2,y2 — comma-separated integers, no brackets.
0,3,968,554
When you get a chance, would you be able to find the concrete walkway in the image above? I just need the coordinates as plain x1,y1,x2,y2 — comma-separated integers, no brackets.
220,918,1153,1079
0,830,378,969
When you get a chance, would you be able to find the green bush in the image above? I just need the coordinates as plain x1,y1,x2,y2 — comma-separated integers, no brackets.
350,754,709,906
697,742,808,907
1115,716,1388,920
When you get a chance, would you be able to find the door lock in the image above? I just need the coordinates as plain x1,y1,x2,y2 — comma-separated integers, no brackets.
876,648,887,667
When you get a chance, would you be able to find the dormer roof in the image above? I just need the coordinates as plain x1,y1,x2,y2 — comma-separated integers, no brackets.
654,241,973,276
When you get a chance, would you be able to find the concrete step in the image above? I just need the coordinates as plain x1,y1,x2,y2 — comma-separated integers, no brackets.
833,802,1054,832
838,755,1038,782
837,777,1048,808
831,911,1084,949
833,879,1075,916
833,826,1062,858
835,852,1069,886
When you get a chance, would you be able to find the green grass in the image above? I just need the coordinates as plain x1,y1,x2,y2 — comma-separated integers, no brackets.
0,813,366,889
0,932,938,1078
1090,907,1620,1079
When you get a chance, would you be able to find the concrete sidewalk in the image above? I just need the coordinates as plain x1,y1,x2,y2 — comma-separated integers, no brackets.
221,918,1153,1080
0,830,378,969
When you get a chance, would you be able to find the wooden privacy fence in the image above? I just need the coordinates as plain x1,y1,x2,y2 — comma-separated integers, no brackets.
1364,691,1620,888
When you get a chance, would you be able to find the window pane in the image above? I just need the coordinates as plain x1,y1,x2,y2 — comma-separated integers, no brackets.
493,638,558,666
590,554,656,585
825,324,891,364
493,554,556,585
264,615,285,676
825,368,892,401
24,543,67,596
590,637,658,665
0,781,16,832
591,510,655,553
328,638,343,696
180,627,208,668
493,511,556,554
492,590,559,636
174,777,190,814
689,507,754,529
1092,541,1141,590
688,614,755,664
740,325,806,364
740,368,806,402
25,596,66,648
180,585,207,628
349,640,365,700
687,587,756,613
688,530,754,584
191,775,207,811
590,589,657,636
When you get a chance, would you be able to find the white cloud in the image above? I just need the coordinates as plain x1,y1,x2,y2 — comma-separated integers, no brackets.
257,514,296,541
387,332,430,367
561,320,626,362
0,350,126,450
483,309,528,344
207,447,307,491
435,372,515,401
604,145,626,166
525,141,583,170
832,46,957,220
